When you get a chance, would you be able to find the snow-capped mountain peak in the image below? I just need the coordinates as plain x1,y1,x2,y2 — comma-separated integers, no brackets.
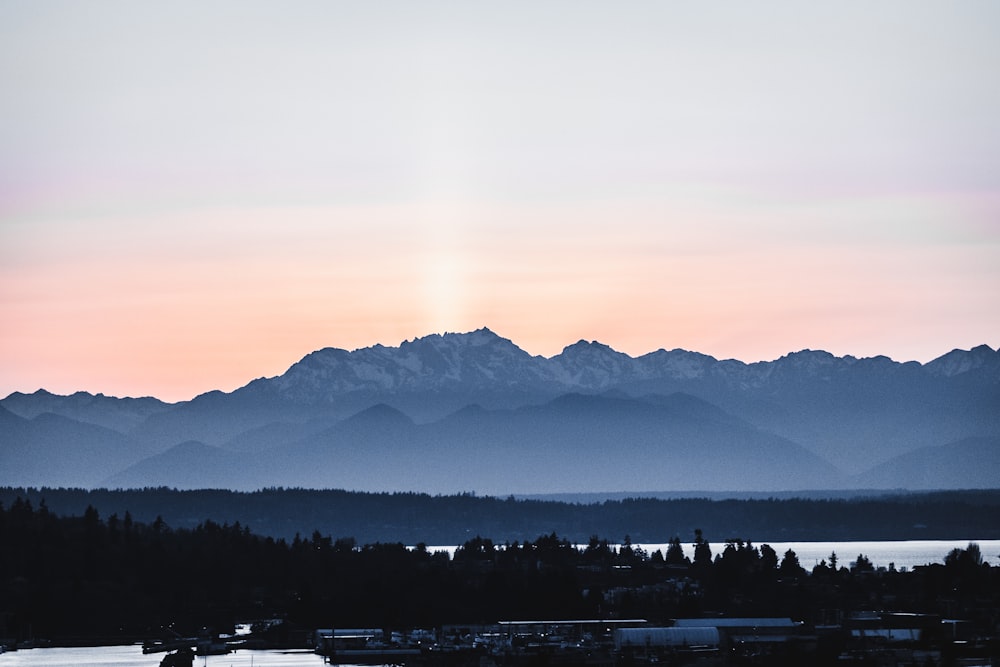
271,328,551,400
924,344,1000,378
266,332,1000,403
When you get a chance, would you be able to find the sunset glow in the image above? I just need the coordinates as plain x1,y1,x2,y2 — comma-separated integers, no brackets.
2,2,998,402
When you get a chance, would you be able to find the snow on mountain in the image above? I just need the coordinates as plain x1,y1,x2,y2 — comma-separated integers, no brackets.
2,329,997,493
269,328,551,402
924,344,1000,378
547,340,639,388
225,330,1000,406
636,348,723,381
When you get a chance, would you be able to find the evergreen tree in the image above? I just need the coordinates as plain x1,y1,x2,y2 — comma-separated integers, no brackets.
665,536,687,566
779,549,804,577
693,529,712,567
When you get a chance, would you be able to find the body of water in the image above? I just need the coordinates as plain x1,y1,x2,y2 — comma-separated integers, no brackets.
0,646,327,667
424,539,1000,571
4,540,997,667
642,539,1000,570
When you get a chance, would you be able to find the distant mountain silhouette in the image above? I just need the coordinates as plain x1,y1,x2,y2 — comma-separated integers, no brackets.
2,329,998,494
102,440,239,490
0,389,169,432
0,405,151,487
853,436,1000,489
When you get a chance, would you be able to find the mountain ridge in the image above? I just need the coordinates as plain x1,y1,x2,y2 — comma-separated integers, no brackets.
6,329,996,404
2,329,997,493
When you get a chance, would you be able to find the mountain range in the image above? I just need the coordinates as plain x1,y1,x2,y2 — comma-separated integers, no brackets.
2,328,998,494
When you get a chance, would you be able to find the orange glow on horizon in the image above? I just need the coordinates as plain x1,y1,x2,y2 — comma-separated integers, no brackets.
2,197,997,402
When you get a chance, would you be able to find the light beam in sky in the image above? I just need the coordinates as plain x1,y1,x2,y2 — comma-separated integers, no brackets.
1,1,998,402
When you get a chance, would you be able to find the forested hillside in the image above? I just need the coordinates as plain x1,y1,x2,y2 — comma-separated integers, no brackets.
2,487,998,544
2,496,997,652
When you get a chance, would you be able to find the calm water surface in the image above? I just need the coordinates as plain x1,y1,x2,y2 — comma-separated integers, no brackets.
0,646,330,667
713,539,1000,569
424,539,1000,570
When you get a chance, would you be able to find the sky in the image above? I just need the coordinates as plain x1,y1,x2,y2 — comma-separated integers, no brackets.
2,1,999,403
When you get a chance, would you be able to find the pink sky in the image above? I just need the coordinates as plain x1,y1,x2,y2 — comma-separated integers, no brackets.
2,3,999,402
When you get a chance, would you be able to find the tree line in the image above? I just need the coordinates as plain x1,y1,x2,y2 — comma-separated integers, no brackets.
1,486,998,544
2,496,997,648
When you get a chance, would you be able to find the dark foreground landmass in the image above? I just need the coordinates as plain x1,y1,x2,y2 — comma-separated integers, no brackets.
1,487,999,544
2,494,1000,666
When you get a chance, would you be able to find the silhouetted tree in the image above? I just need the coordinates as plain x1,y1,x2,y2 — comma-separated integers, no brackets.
760,543,778,571
583,535,613,569
812,559,831,577
3,493,999,646
946,542,983,569
779,549,805,577
693,529,712,567
665,536,687,566
851,554,874,573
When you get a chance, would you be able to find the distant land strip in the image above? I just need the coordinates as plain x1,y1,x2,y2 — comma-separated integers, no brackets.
2,487,998,545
